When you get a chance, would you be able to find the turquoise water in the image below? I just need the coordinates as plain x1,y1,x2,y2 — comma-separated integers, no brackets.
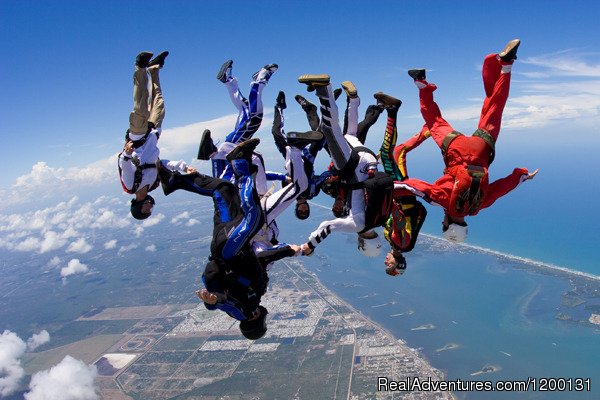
279,205,600,399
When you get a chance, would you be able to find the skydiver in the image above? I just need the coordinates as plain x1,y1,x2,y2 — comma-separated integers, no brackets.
375,92,428,277
197,60,280,197
296,76,387,258
393,39,538,243
118,51,196,220
159,138,302,340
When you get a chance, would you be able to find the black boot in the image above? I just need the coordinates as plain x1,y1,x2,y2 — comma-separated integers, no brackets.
286,131,324,148
217,59,233,82
135,51,153,68
148,51,169,68
226,138,261,163
408,69,426,81
197,129,217,160
499,39,520,62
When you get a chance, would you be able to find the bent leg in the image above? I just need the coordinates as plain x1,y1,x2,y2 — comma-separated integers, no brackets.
129,67,150,134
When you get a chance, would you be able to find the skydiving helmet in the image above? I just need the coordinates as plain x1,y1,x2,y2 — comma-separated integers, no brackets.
130,195,155,220
442,222,468,243
239,306,268,340
357,232,383,257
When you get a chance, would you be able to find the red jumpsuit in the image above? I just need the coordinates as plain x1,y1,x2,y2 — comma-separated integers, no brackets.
393,54,529,218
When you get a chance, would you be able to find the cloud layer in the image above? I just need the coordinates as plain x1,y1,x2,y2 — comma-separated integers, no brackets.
0,330,51,397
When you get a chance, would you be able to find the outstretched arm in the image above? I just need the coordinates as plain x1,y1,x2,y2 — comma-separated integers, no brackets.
480,168,536,210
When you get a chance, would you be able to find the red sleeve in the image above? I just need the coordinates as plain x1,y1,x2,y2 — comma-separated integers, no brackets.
394,176,453,210
480,168,529,210
393,125,430,180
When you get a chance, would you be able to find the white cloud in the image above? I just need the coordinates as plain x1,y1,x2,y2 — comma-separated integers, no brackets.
47,256,61,267
133,226,144,238
436,50,600,131
0,330,27,396
25,355,98,400
186,218,200,226
60,259,89,278
26,331,50,351
39,230,69,254
2,156,116,208
14,236,41,252
171,211,190,224
145,244,156,252
104,240,117,249
0,196,131,255
0,330,52,397
66,238,92,254
521,50,600,77
118,244,137,256
141,213,165,228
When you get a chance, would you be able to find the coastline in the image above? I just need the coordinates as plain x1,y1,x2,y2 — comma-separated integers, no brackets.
419,233,600,282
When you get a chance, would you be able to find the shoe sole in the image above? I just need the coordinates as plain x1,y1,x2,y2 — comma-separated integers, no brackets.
499,39,520,60
298,74,330,86
148,51,169,68
286,131,324,141
374,92,401,107
225,138,260,162
217,60,233,82
341,81,357,97
408,69,426,81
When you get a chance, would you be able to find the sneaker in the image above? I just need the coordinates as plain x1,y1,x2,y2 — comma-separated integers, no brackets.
333,88,342,100
148,51,169,68
135,51,153,68
373,92,402,109
286,131,324,148
217,59,233,83
298,74,330,92
276,91,286,110
226,138,261,162
408,69,426,81
498,39,520,62
341,81,357,98
197,129,217,160
252,63,278,82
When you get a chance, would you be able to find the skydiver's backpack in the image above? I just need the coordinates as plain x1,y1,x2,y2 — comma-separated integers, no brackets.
446,164,489,216
398,197,427,252
337,145,394,232
348,170,395,233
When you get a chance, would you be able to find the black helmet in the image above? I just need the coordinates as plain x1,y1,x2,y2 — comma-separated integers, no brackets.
130,195,155,220
294,199,310,220
239,306,268,340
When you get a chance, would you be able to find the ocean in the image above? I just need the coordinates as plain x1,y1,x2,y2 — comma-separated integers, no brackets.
278,203,600,400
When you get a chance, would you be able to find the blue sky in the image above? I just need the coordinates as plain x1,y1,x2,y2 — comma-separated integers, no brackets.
1,0,600,271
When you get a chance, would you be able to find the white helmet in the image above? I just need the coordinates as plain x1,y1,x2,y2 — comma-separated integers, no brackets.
357,233,383,257
442,223,468,243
